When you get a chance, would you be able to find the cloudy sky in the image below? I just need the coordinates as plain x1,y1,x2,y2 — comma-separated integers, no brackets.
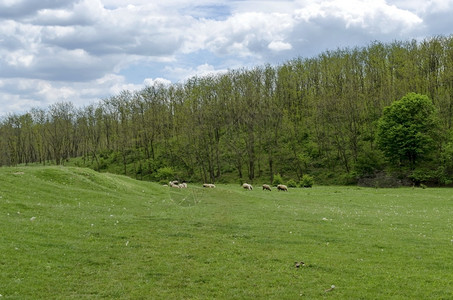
0,0,452,116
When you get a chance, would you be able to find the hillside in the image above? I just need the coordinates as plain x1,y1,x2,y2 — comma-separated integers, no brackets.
0,166,166,298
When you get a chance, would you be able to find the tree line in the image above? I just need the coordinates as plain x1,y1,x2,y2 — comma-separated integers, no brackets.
2,36,453,185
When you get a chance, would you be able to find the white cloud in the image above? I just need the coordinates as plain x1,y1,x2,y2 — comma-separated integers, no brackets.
0,79,65,115
294,0,423,33
0,96,42,116
0,0,77,19
96,74,144,95
31,0,103,26
164,63,228,81
144,78,172,86
268,41,292,51
1,0,453,116
0,74,142,115
389,0,452,14
7,51,34,67
188,11,294,58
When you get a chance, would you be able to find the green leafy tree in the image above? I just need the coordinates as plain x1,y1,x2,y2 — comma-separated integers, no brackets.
377,93,440,169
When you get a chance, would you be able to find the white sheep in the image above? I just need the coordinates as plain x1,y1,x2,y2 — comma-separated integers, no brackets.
169,181,180,188
262,184,271,191
277,184,288,191
242,183,253,190
203,183,216,188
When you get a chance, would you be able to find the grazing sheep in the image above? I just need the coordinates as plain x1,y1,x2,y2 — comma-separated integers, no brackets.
242,183,253,190
179,182,188,188
277,184,288,191
262,184,271,191
203,183,216,188
169,181,180,188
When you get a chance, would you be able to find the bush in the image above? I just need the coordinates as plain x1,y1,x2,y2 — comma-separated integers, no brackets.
409,169,431,185
341,172,358,185
156,167,175,182
300,174,314,188
287,179,297,188
408,168,452,186
272,173,284,186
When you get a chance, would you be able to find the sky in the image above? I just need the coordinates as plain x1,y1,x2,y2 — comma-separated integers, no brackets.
0,0,452,116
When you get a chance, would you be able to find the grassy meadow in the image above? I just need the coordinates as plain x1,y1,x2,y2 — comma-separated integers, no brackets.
1,166,453,299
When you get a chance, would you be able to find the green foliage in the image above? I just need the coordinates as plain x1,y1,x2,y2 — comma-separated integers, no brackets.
409,169,432,185
6,37,453,185
156,166,175,182
437,132,453,184
354,147,385,177
300,174,314,187
407,166,453,186
434,166,453,185
272,173,284,186
377,93,440,169
286,179,297,187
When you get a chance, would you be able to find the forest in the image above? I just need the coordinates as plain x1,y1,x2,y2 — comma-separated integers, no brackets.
2,36,453,186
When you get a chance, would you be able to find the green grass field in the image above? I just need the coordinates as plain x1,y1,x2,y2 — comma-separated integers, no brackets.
1,166,453,299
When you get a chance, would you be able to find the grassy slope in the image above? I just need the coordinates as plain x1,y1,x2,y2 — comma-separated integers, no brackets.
1,166,453,299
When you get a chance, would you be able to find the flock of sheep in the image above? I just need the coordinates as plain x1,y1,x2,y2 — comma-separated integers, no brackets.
243,183,288,191
167,181,188,188
165,181,288,191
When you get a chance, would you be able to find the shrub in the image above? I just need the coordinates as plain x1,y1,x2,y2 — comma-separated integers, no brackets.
287,179,297,188
272,173,284,186
341,172,358,185
300,174,314,188
156,167,175,182
409,169,431,185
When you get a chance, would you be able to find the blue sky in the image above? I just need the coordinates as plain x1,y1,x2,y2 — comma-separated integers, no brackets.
1,0,452,115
